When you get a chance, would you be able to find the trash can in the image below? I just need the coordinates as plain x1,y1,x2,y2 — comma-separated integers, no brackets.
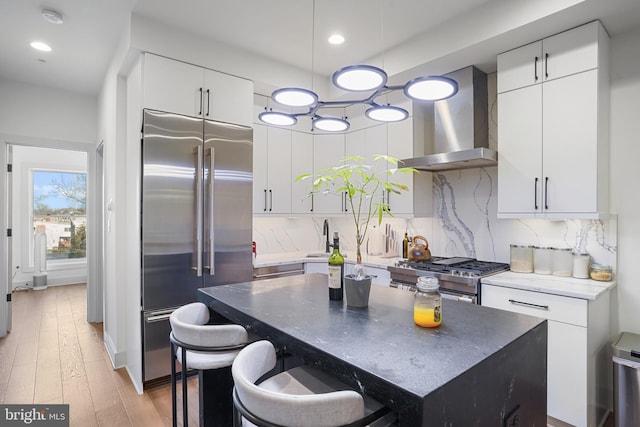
612,332,640,427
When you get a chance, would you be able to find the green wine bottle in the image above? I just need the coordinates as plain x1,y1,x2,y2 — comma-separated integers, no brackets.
328,231,344,301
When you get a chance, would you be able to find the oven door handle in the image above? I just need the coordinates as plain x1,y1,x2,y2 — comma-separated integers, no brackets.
441,292,475,304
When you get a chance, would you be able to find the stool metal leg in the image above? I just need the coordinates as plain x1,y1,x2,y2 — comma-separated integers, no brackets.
170,341,177,427
182,346,188,427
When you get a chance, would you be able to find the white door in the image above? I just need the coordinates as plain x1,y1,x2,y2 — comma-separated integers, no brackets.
266,127,292,214
497,84,543,215
313,134,345,214
143,54,204,117
291,131,313,214
1,144,12,336
542,70,599,214
252,125,269,213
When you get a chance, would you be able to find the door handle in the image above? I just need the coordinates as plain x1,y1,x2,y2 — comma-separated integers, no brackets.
194,145,203,277
263,189,267,212
198,87,203,116
310,194,314,212
544,176,549,210
206,147,215,275
545,53,549,79
206,89,211,117
534,56,539,81
509,299,549,311
534,177,539,210
269,189,273,212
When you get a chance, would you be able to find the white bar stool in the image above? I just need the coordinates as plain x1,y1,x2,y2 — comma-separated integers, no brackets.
170,302,248,427
231,340,395,427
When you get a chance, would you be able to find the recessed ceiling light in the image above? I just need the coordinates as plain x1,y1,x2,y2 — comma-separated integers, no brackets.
42,9,64,24
328,34,345,45
30,41,52,52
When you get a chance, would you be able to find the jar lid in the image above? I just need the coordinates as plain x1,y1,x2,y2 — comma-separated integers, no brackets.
417,276,439,291
590,263,612,272
510,244,533,248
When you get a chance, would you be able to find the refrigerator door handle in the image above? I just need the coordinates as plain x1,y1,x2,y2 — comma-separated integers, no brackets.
206,147,215,275
145,308,175,323
194,145,203,277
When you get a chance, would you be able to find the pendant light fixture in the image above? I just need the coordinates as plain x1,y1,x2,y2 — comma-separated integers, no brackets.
259,1,458,132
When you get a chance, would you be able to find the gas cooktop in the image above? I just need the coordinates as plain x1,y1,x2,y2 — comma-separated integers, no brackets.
395,257,510,277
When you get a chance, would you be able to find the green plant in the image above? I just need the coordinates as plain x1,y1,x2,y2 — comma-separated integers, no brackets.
296,154,417,264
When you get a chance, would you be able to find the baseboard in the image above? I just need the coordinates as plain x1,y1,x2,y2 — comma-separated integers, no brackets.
103,331,126,369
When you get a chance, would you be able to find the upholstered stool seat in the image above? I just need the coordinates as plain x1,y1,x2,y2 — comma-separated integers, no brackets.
232,340,395,427
170,302,248,427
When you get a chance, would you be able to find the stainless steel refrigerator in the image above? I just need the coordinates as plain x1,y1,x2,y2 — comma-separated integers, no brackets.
141,109,253,383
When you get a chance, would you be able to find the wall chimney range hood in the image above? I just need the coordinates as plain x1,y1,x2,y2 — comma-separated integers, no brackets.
402,66,497,172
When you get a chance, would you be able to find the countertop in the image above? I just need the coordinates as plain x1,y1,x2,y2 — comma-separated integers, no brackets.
199,273,547,425
482,270,616,300
253,251,401,269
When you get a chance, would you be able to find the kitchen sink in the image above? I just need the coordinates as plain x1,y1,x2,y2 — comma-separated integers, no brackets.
306,252,330,258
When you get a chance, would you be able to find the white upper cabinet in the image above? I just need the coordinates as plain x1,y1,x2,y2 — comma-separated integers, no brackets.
290,131,314,214
252,124,292,214
143,53,253,126
497,41,543,93
312,133,345,215
497,21,609,219
387,117,432,217
497,21,601,94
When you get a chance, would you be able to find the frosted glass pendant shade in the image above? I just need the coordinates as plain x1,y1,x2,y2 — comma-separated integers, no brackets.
365,105,409,122
259,111,297,126
332,65,387,92
404,76,458,101
272,88,318,107
313,116,350,132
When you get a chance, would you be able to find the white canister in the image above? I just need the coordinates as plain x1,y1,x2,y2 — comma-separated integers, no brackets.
552,248,573,277
572,253,590,279
533,247,553,275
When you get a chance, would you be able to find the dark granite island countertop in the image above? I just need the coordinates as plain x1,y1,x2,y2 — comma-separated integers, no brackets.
199,273,547,426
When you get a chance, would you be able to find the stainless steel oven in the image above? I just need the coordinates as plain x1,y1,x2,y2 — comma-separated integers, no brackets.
388,257,509,305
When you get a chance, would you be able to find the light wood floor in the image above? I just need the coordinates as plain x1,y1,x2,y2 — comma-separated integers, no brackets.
0,283,200,427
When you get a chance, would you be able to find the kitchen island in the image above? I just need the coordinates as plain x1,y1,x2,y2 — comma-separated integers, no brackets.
198,273,547,426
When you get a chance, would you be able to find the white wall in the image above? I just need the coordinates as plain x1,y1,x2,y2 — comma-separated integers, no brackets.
10,146,87,288
97,19,132,371
609,26,640,334
0,77,98,337
0,78,97,143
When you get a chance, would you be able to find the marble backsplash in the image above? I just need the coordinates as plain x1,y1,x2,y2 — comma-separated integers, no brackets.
253,167,617,270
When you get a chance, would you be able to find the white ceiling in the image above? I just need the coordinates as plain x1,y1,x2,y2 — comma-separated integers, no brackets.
1,0,640,97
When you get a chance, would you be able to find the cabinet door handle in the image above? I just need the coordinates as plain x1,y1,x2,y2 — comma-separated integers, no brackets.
534,177,539,210
386,189,391,212
269,189,273,212
199,87,203,116
263,189,267,212
310,194,314,212
534,56,539,81
343,192,348,212
508,299,549,311
544,176,549,210
545,53,549,79
206,89,211,117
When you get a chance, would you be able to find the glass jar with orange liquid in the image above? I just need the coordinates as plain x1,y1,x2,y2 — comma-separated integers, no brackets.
414,276,442,328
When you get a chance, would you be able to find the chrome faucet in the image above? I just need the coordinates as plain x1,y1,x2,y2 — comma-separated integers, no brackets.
323,219,330,253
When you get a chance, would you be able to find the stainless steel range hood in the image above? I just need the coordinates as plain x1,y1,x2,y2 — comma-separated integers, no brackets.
402,66,497,172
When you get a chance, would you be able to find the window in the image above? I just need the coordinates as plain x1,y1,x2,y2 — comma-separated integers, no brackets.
32,170,86,260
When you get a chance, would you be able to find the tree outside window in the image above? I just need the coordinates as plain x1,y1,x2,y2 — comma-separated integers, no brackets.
33,171,86,260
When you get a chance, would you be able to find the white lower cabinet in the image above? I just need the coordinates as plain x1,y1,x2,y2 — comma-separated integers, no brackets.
481,284,610,427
